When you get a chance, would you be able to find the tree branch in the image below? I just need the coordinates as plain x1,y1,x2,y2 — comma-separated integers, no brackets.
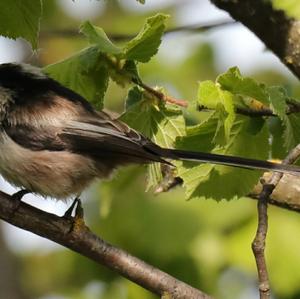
0,191,212,299
250,172,300,214
252,144,300,299
210,0,300,79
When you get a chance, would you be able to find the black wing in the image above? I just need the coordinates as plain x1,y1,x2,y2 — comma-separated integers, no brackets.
4,124,65,151
59,117,168,165
4,110,167,166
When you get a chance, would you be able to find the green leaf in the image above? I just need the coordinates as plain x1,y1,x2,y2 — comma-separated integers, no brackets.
266,85,300,151
267,86,288,120
122,88,185,146
121,87,185,189
136,0,146,3
282,113,300,150
198,80,235,144
122,60,141,82
176,116,269,200
269,118,288,158
80,14,169,62
77,15,167,88
217,67,269,104
108,59,140,87
44,47,109,109
198,81,219,108
123,13,169,62
80,21,122,55
0,0,42,49
125,86,143,110
216,68,300,152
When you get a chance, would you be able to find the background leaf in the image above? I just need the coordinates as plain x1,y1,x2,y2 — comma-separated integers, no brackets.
44,47,109,109
272,0,300,19
80,21,122,55
0,0,42,48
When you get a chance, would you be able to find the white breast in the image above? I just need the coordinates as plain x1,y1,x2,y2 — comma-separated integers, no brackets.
0,132,100,200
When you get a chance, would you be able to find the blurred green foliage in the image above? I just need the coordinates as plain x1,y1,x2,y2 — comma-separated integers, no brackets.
2,1,300,299
272,0,300,19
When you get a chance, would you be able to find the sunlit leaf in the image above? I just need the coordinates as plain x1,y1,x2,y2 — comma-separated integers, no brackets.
198,80,235,144
217,67,269,104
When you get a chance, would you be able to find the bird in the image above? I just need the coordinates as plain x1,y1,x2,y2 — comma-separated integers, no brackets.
0,62,298,207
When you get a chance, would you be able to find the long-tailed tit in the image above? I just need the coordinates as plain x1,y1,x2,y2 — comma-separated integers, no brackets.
0,63,298,200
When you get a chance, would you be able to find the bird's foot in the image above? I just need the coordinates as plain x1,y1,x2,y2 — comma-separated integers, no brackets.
64,197,79,218
10,189,30,217
63,198,85,232
12,189,30,201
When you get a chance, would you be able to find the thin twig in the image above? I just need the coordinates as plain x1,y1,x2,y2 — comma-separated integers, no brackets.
198,102,300,117
0,191,212,299
252,182,272,299
252,144,300,299
132,78,188,107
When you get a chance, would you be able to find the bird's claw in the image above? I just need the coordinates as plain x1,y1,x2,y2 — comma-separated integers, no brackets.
11,189,30,201
63,198,85,231
9,189,30,218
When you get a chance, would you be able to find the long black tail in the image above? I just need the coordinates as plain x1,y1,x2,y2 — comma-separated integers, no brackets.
157,148,300,175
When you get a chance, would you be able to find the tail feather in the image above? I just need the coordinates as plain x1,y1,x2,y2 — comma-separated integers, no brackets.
157,148,300,176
